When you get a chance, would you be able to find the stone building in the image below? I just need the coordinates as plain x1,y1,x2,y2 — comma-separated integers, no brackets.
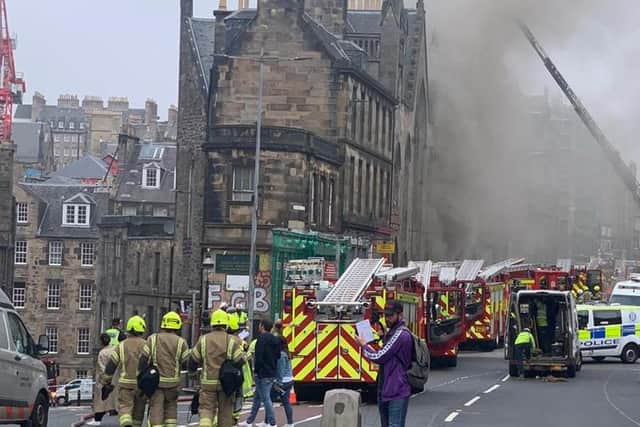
12,181,107,381
12,118,54,181
0,143,14,294
173,0,430,313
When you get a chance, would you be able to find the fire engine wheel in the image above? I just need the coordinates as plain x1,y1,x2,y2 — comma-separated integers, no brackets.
621,344,639,364
445,356,458,367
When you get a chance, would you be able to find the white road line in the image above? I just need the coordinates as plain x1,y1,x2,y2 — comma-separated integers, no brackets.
296,414,323,425
501,374,510,382
484,384,500,394
464,396,481,407
444,411,460,422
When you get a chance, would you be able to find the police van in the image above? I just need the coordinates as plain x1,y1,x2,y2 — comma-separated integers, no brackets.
577,304,640,363
609,275,640,306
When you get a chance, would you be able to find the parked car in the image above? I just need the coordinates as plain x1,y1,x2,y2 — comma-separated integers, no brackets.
0,288,50,427
55,378,95,406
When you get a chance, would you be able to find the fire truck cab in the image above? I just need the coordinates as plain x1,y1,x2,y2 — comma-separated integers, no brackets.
282,258,428,400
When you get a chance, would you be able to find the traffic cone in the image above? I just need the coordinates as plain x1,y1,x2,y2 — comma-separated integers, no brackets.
289,386,298,405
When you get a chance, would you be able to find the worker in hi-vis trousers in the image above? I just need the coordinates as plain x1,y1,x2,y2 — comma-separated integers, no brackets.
190,309,245,427
101,316,148,427
139,312,190,427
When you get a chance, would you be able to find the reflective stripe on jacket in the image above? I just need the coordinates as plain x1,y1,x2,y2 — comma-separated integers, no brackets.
191,330,244,391
103,336,147,389
143,332,190,388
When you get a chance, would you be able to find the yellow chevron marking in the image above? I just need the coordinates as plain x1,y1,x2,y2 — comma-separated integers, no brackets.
317,325,338,379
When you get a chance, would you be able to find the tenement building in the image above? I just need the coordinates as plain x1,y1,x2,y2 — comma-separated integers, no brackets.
173,0,431,315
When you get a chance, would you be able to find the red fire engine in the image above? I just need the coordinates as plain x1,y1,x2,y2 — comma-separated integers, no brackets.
42,358,59,404
281,258,428,400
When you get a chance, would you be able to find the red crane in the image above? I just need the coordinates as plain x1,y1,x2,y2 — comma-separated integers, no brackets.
0,0,24,142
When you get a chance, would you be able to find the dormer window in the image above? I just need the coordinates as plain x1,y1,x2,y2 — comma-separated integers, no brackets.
62,193,94,227
142,164,160,189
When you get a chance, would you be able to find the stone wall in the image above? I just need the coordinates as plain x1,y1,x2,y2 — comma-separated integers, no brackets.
0,144,14,293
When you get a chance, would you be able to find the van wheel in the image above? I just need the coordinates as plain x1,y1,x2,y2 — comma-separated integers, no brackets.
576,354,582,372
523,370,536,379
567,363,577,378
509,364,519,377
621,344,639,364
22,393,48,427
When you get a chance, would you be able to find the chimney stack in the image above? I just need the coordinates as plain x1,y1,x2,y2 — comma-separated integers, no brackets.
145,99,158,124
304,0,346,36
168,105,178,127
57,94,79,108
108,97,130,112
31,91,46,122
82,96,104,112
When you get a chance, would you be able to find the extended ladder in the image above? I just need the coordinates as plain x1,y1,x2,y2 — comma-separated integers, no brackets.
479,258,526,280
456,260,485,281
321,258,386,304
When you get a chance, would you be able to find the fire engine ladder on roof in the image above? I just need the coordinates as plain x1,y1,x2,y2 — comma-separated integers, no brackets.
409,260,433,287
320,258,386,304
501,263,543,274
439,267,457,285
556,258,572,273
456,260,485,281
479,258,526,280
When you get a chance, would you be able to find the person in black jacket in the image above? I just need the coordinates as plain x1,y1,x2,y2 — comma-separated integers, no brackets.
238,319,280,427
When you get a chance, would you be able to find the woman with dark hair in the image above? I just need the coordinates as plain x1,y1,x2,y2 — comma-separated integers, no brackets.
88,333,117,426
275,335,294,427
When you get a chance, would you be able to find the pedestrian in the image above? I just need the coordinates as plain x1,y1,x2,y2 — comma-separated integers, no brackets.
105,318,126,346
88,334,117,426
514,326,536,378
358,301,413,427
190,309,244,427
139,312,191,427
238,318,280,427
227,311,253,425
275,335,294,427
101,316,148,427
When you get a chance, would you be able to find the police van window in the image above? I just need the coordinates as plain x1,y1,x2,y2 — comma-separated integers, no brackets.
577,310,589,329
593,310,622,326
7,312,32,355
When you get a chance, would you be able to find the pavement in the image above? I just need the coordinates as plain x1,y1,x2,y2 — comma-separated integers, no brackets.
50,351,640,427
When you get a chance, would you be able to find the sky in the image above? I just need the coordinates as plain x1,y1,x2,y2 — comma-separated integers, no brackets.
9,1,640,163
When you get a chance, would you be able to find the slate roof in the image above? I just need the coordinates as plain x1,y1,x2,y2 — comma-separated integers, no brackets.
189,17,216,92
12,120,42,163
115,142,176,204
346,10,382,34
16,104,88,125
19,182,109,239
52,155,108,179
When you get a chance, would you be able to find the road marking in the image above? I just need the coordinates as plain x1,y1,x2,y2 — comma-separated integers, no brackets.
444,411,460,422
501,374,510,382
464,396,480,407
603,370,640,426
296,414,323,425
484,384,500,394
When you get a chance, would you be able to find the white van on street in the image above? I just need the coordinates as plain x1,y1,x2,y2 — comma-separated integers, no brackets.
55,378,95,406
577,304,640,363
609,275,640,306
0,288,50,427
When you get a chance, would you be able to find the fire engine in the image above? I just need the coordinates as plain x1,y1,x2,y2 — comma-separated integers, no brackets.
42,357,59,404
281,258,428,400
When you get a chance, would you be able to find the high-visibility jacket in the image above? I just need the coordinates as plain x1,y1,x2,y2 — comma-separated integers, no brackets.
102,336,147,389
190,329,244,391
515,330,536,347
105,328,123,346
535,301,548,327
238,311,248,325
141,332,190,389
230,334,253,398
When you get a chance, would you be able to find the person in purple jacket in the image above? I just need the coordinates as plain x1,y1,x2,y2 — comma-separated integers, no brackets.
358,300,413,427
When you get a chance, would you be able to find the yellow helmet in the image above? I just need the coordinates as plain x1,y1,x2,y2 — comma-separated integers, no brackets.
594,285,601,292
126,315,146,334
210,309,229,327
227,312,240,332
161,311,182,330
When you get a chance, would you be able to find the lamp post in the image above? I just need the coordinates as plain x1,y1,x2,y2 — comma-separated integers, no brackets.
219,50,312,338
200,249,214,337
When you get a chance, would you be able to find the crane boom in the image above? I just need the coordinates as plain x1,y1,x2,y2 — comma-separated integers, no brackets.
0,0,24,142
519,22,640,200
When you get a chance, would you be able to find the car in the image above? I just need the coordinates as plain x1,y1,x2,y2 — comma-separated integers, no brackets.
55,378,95,406
0,288,50,427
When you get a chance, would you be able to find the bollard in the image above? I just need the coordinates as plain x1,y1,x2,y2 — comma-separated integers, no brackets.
65,389,69,406
77,389,81,406
320,389,361,427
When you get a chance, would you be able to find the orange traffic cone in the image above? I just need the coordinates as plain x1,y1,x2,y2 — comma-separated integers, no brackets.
289,386,298,405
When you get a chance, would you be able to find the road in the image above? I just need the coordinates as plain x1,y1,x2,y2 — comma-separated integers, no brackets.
51,351,640,427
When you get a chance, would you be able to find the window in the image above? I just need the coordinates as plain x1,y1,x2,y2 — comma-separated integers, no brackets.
58,121,64,129
80,122,85,129
47,282,61,310
81,243,94,266
46,327,58,354
153,207,168,217
69,121,75,129
154,252,160,287
79,283,92,310
310,173,316,224
12,283,25,309
357,159,363,214
593,310,621,326
351,87,358,139
63,204,90,226
142,166,160,189
122,206,137,216
54,135,61,143
77,329,90,354
49,241,63,266
367,96,373,142
76,370,89,379
374,101,380,148
7,312,31,355
63,135,70,143
381,109,387,151
328,179,334,227
319,176,326,226
15,241,27,264
577,311,589,330
16,202,28,223
140,145,165,160
349,156,355,213
232,167,254,201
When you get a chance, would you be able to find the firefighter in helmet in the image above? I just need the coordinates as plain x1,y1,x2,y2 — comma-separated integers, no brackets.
139,312,190,427
101,315,148,427
190,309,244,427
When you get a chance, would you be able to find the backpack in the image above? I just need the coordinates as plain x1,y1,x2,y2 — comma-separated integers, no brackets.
219,336,243,396
401,327,430,393
138,336,160,398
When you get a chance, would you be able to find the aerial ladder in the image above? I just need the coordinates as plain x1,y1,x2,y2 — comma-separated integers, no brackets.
0,0,25,142
519,23,640,201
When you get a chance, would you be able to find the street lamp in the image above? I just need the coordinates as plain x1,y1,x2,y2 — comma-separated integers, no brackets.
218,50,312,338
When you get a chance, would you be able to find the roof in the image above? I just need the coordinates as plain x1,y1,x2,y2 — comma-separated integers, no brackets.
19,182,109,239
115,142,177,204
12,120,42,163
189,17,216,92
52,155,108,179
16,104,88,124
346,10,382,34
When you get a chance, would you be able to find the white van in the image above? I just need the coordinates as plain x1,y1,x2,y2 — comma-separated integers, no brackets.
609,275,640,306
0,288,50,426
577,304,640,363
55,378,95,406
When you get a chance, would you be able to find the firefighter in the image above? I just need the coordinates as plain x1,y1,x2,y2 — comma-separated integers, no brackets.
105,318,127,346
139,312,190,427
533,299,550,354
190,309,244,427
101,315,147,427
514,326,536,378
